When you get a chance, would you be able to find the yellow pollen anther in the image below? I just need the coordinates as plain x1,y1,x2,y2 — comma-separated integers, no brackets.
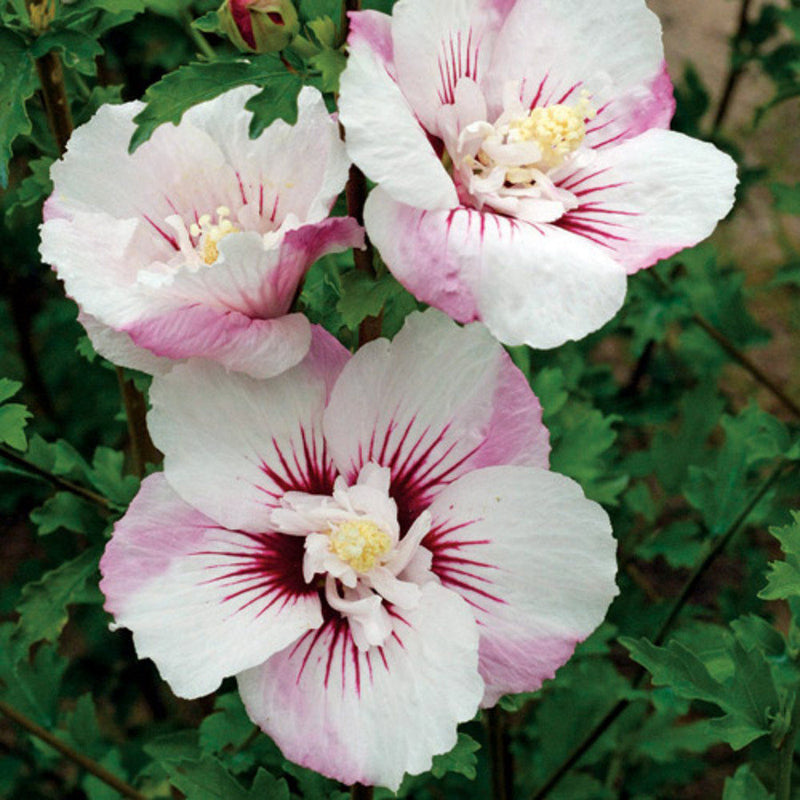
192,208,240,265
509,92,596,170
329,520,392,573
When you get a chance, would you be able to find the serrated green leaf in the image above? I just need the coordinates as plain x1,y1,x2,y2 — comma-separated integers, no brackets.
193,9,221,32
430,732,480,780
723,765,773,800
199,692,256,755
307,16,338,47
144,730,203,763
30,29,103,75
309,46,346,92
163,757,290,800
621,633,783,749
29,491,105,537
0,402,32,450
0,378,22,405
131,55,296,151
245,72,304,137
637,521,705,569
0,29,38,188
12,546,103,652
89,446,139,504
760,511,800,601
336,270,403,331
0,625,68,726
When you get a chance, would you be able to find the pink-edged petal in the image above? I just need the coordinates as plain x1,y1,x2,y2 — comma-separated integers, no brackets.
323,309,549,531
148,329,349,532
100,474,322,698
584,63,675,150
556,128,738,273
425,466,617,705
79,312,172,376
237,582,483,790
125,307,312,380
486,0,667,129
365,189,627,349
391,0,515,132
340,15,458,210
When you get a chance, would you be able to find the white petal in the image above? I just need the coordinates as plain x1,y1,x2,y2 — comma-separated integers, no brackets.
100,474,322,698
148,331,349,531
486,0,667,126
324,309,550,528
237,582,483,790
425,466,618,704
391,0,513,132
340,17,458,210
365,189,628,349
556,128,738,273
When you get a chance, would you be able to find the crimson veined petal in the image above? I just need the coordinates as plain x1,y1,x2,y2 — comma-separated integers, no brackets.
424,466,618,705
237,582,482,790
41,86,359,378
100,474,323,699
323,309,550,530
148,327,349,532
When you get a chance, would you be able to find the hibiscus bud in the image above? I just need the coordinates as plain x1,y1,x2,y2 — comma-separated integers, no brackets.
218,0,299,53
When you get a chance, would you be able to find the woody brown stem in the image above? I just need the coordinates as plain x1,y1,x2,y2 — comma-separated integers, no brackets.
115,368,161,478
35,50,73,155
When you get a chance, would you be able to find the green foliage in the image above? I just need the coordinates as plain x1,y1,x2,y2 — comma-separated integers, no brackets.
622,627,790,749
760,511,800,601
0,29,37,187
130,54,303,150
0,378,31,449
430,733,481,781
723,765,774,800
12,546,103,655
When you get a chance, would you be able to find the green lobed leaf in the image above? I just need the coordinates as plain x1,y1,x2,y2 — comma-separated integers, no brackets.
430,732,481,781
12,546,104,653
30,29,104,75
245,72,304,137
621,632,784,750
163,756,290,800
29,491,106,537
722,764,774,800
131,55,299,151
0,29,38,188
309,45,346,93
760,510,800,601
0,378,31,449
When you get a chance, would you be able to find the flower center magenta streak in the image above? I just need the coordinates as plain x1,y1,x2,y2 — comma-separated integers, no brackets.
270,463,434,650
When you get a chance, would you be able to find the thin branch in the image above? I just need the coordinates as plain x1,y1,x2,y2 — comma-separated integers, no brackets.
712,0,754,132
530,459,795,800
777,710,799,800
115,368,161,478
648,270,800,420
0,443,117,510
0,699,147,800
181,9,217,60
488,706,514,800
34,50,73,154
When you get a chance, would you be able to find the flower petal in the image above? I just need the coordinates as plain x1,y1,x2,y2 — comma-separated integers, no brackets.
237,582,483,790
340,12,458,210
425,466,618,705
184,86,351,225
556,128,738,273
391,0,514,132
148,328,349,531
324,309,549,531
365,189,628,348
487,0,667,130
125,307,312,380
100,474,322,698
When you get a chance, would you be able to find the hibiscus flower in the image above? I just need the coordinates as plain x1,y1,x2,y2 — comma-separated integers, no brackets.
100,310,617,789
339,0,738,349
41,86,362,378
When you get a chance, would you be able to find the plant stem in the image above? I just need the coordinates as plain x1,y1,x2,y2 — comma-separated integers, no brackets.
712,0,753,132
35,49,73,154
689,312,800,419
182,10,216,60
488,706,513,800
350,784,373,800
530,459,795,800
0,442,117,510
0,699,147,800
777,713,799,800
648,270,800,420
115,368,161,478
